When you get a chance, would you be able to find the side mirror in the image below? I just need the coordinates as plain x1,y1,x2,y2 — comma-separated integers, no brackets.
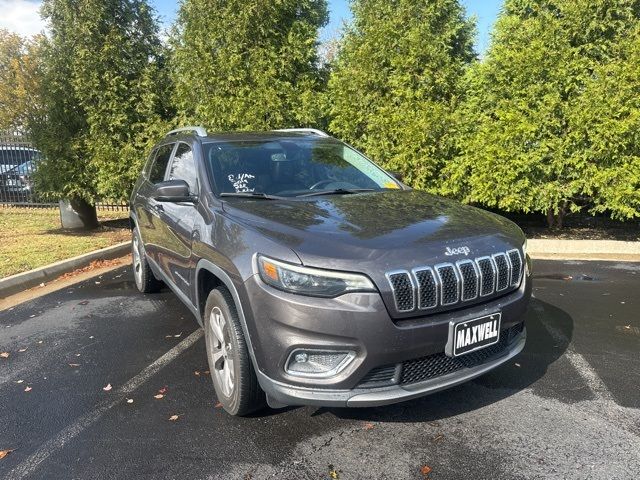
152,180,196,203
388,171,405,183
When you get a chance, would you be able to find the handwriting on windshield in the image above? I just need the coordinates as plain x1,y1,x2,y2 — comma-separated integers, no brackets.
228,173,255,193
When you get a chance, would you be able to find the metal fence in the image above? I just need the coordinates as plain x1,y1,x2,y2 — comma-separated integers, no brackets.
0,130,128,211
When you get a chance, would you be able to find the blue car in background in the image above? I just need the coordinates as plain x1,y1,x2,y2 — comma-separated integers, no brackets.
0,147,41,202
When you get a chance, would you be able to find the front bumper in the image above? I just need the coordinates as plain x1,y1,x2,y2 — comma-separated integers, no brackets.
239,269,531,407
259,328,525,407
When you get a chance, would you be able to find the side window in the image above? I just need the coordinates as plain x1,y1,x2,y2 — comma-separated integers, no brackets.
148,144,175,183
168,143,197,193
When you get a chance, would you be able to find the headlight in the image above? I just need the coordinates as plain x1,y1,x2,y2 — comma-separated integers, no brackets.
257,255,376,297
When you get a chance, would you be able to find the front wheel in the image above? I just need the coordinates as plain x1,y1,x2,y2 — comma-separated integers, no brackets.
131,229,162,293
204,287,264,416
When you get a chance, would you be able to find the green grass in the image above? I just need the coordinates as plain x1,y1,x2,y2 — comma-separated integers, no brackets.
0,207,131,278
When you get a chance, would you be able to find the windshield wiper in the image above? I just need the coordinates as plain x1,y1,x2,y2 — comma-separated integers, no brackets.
219,192,283,200
297,188,376,198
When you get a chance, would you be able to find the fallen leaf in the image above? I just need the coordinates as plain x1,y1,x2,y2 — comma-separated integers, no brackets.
75,353,81,357
89,336,94,339
126,398,134,404
0,449,15,460
154,394,164,400
515,363,521,367
78,300,89,306
0,352,9,359
329,468,339,479
174,333,182,338
420,465,433,477
203,370,210,375
103,383,112,391
168,414,180,421
18,348,27,352
432,434,444,443
158,386,168,394
68,363,81,367
194,371,201,376
39,282,45,287
363,423,375,430
214,402,223,408
15,380,24,384
37,340,43,344
24,386,32,392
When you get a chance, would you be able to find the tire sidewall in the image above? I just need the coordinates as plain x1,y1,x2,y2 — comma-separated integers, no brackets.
204,289,243,414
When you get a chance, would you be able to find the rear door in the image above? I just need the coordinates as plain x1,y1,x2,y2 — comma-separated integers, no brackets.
135,143,176,265
154,142,200,300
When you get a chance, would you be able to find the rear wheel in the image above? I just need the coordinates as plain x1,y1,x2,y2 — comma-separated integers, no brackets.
131,229,162,293
204,287,264,416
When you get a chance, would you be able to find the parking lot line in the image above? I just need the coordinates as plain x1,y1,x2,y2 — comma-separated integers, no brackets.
5,328,204,480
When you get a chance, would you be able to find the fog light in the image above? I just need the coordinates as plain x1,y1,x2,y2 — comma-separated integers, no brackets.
286,350,356,378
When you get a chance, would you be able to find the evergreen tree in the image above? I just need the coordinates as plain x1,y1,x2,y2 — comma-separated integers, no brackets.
326,0,475,188
171,0,328,131
442,0,640,227
32,0,168,226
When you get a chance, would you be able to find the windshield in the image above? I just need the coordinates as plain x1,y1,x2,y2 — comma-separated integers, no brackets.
204,138,400,197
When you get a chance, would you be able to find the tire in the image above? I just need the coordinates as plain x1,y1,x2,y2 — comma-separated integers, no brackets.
204,287,265,416
131,229,162,294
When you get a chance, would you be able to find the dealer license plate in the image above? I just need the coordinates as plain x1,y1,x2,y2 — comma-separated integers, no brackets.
448,313,501,357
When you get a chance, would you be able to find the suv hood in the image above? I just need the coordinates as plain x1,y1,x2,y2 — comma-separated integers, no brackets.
222,190,525,272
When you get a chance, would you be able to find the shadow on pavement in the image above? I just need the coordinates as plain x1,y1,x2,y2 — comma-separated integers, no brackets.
309,297,574,423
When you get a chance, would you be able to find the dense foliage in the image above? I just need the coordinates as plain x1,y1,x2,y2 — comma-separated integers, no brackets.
32,0,169,210
2,0,640,228
171,0,329,131
326,0,475,189
441,0,640,226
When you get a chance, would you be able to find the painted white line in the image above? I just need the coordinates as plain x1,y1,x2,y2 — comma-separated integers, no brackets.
5,328,203,480
532,303,614,402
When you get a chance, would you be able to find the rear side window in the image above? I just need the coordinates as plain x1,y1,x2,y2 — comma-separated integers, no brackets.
148,144,175,183
168,143,197,193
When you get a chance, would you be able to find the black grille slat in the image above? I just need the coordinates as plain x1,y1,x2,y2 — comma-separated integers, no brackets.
476,257,495,296
493,254,510,291
508,250,523,286
436,265,459,305
458,261,478,301
388,272,414,312
399,324,523,385
415,268,437,309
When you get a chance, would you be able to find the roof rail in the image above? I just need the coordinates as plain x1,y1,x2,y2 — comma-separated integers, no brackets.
275,128,329,137
166,126,208,137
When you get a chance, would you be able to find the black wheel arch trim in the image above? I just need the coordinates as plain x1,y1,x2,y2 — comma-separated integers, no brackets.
195,259,264,379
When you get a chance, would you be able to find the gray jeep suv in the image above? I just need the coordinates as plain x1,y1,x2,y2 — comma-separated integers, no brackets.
130,127,531,416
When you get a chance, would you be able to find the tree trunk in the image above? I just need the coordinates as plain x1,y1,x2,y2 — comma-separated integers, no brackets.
70,197,99,230
546,201,568,230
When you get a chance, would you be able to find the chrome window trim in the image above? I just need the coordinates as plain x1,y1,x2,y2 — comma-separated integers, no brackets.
411,266,438,310
385,270,416,312
434,263,460,306
475,256,496,297
456,259,479,302
507,249,523,287
492,252,510,292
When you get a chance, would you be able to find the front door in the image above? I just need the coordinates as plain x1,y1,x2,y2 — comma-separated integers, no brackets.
155,142,200,300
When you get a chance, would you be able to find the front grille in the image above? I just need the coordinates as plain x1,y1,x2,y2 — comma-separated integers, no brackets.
358,365,397,386
400,323,523,385
387,248,524,315
356,323,524,389
387,272,414,312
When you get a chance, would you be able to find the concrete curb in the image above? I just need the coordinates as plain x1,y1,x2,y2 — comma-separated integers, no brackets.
0,242,130,298
528,239,640,261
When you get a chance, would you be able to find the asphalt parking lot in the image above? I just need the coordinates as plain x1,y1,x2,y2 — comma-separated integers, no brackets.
1,259,639,479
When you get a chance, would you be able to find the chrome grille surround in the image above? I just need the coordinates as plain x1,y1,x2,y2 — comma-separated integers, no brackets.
475,256,496,297
412,267,438,310
386,249,524,315
385,270,415,312
435,263,460,306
